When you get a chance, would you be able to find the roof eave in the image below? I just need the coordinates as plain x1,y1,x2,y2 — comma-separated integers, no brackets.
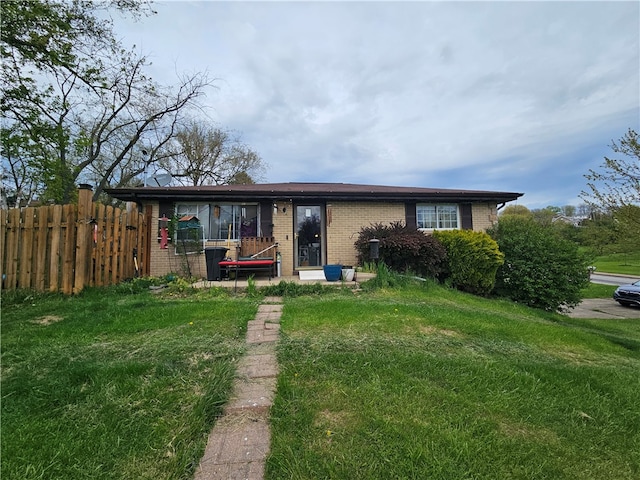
105,187,522,204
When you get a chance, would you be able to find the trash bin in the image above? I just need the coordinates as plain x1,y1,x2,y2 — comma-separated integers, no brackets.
205,247,228,281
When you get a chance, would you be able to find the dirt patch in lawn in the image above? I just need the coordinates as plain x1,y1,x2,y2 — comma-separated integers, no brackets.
420,325,461,337
32,315,64,326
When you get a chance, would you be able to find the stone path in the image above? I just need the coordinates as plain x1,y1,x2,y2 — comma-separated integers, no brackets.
194,297,283,480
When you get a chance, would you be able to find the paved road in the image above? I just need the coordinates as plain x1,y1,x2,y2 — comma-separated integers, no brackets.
590,272,639,286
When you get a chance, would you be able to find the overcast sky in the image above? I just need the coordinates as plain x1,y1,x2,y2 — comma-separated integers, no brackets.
115,0,639,209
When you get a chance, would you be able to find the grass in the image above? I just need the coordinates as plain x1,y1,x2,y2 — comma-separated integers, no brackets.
591,251,640,276
267,280,640,479
1,283,257,480
582,282,617,299
3,275,640,479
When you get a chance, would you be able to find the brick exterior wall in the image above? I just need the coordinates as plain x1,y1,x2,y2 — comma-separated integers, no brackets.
325,201,405,267
143,200,499,278
471,203,499,231
272,200,294,276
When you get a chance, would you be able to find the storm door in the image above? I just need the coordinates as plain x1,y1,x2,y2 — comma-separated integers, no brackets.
295,205,324,268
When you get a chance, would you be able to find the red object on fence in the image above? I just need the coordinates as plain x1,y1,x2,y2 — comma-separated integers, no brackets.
160,227,168,249
159,215,169,249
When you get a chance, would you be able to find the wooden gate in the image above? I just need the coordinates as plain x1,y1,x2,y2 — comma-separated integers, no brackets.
1,186,151,294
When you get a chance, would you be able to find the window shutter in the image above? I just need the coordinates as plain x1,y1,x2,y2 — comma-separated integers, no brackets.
405,202,417,228
158,201,174,220
461,203,473,230
260,202,273,237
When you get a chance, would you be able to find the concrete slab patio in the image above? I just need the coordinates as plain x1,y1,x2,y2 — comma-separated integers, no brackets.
565,298,640,319
191,272,375,290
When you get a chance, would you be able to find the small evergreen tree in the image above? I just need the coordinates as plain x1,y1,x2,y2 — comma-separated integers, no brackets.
488,216,590,311
433,230,503,296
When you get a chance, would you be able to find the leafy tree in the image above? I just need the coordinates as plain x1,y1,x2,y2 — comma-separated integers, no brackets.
582,129,640,235
488,216,590,312
1,0,209,204
158,122,265,186
550,221,582,246
578,212,620,255
530,207,557,226
613,205,640,257
500,205,531,217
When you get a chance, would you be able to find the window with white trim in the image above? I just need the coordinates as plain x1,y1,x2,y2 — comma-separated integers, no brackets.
416,204,459,230
175,203,259,240
175,204,210,238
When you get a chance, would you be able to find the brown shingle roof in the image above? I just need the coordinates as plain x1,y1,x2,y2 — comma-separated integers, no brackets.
105,182,522,203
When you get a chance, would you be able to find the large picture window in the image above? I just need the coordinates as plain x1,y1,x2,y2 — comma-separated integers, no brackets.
175,203,259,240
416,204,459,230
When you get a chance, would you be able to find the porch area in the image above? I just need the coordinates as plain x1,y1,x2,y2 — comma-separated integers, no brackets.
192,271,375,290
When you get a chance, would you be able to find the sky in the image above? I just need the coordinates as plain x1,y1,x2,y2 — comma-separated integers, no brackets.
114,0,639,210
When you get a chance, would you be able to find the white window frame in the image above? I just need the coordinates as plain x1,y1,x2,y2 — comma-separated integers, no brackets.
174,202,260,241
416,204,460,230
175,204,211,238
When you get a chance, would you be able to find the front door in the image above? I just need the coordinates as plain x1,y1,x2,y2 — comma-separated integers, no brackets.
295,205,323,268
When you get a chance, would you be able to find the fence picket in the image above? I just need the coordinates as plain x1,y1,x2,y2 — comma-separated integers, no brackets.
0,209,6,287
49,205,63,292
62,204,76,295
103,206,114,284
4,209,20,289
34,207,48,290
1,186,148,294
93,203,106,286
19,208,35,289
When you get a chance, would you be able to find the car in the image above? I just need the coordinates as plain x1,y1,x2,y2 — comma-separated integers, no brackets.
613,280,640,307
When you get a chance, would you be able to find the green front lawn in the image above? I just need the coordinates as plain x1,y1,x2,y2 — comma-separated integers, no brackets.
3,279,639,479
267,283,640,479
1,285,256,480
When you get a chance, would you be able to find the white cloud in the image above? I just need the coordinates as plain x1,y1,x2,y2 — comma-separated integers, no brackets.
114,0,640,209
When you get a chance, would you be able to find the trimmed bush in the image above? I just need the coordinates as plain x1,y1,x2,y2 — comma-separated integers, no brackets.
354,222,446,278
488,216,590,311
433,229,504,296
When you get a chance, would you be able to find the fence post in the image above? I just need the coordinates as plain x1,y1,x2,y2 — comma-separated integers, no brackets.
142,204,153,277
73,184,93,294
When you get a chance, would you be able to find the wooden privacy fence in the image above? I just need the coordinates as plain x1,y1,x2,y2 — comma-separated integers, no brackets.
1,186,150,294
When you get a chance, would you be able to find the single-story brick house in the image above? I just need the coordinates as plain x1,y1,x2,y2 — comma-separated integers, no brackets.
106,182,523,278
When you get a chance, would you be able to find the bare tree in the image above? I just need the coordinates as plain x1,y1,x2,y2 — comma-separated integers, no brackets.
1,0,210,204
160,121,266,186
1,126,43,207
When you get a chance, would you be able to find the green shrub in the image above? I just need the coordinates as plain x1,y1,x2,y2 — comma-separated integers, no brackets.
354,221,446,278
433,229,504,296
488,216,590,311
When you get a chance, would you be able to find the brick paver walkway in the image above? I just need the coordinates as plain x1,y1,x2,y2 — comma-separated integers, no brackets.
194,297,283,480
